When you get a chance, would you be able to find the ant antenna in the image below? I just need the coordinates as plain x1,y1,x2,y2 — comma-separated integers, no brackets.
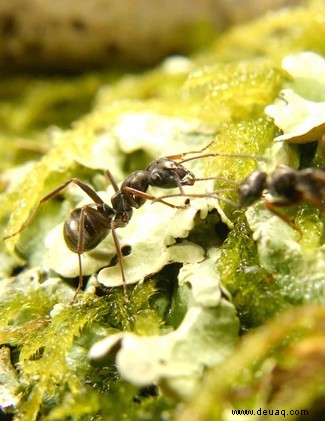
192,176,239,185
164,141,214,161
105,168,120,193
152,187,239,208
178,152,269,166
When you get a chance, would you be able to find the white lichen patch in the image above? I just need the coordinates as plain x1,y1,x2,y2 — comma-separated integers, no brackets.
246,204,302,274
265,52,325,143
245,204,325,302
178,250,225,307
97,189,210,287
282,52,325,102
114,112,212,158
89,250,239,400
0,347,20,411
161,55,194,75
265,89,325,143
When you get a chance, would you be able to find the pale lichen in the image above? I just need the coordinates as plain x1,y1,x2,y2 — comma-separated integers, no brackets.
89,251,239,400
265,52,325,143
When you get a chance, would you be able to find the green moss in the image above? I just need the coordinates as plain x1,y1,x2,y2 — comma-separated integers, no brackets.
183,62,289,122
0,74,112,135
208,118,282,181
0,280,166,419
217,216,296,328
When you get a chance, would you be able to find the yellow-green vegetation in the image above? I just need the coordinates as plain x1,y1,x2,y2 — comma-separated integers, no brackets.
0,0,324,419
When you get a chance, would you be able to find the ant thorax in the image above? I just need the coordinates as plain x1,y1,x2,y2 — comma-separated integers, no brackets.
110,193,134,228
266,165,299,200
119,170,149,208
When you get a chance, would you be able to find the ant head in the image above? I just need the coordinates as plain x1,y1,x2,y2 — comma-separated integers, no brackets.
147,158,195,189
238,171,267,207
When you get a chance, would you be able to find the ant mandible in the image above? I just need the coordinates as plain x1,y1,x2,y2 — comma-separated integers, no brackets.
4,144,214,302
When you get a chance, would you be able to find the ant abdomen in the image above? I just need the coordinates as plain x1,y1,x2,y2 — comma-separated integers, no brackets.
63,204,113,253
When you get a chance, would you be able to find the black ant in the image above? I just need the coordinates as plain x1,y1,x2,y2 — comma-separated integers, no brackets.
154,158,325,231
235,165,325,224
4,146,214,302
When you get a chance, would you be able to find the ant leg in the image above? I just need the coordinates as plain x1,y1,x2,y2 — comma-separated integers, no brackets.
4,178,105,240
170,170,185,195
104,169,120,193
163,142,267,165
70,205,117,304
264,200,302,235
71,206,86,303
70,205,125,302
151,190,239,208
123,186,188,209
69,205,129,301
111,222,129,301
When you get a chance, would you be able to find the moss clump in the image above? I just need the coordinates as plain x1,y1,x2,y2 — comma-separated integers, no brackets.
0,280,170,420
0,74,111,136
215,216,272,327
183,62,289,122
208,118,282,182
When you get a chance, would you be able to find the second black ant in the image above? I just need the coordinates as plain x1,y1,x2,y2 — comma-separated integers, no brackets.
154,155,325,231
235,165,325,226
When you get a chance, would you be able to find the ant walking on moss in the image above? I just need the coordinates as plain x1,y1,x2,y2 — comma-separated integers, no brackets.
4,144,216,302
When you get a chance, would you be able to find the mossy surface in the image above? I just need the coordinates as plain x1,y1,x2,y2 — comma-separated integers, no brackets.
0,1,324,419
